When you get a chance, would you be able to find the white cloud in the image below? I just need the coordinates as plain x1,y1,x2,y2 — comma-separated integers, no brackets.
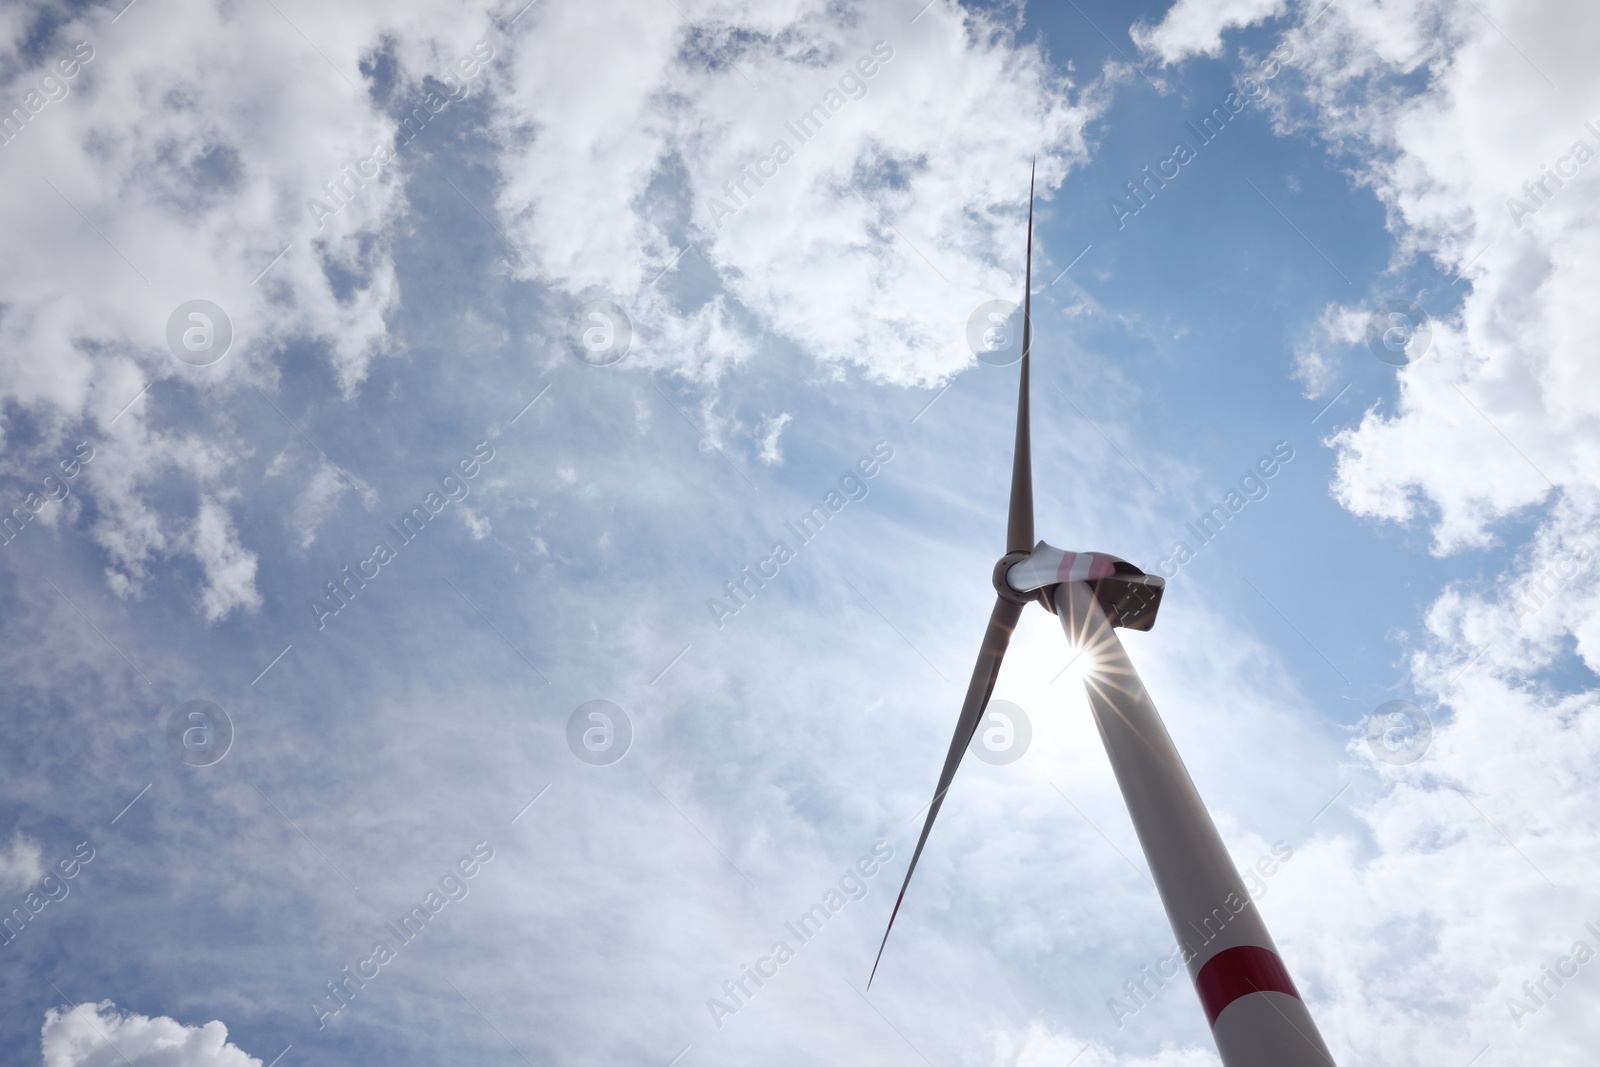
0,3,407,411
189,498,262,621
756,412,792,465
1291,302,1366,399
1291,0,1600,556
488,0,1104,387
459,503,491,540
41,1002,261,1067
83,423,233,605
282,459,378,550
1011,1023,1220,1067
0,832,44,893
1132,0,1288,64
288,464,349,550
0,0,491,617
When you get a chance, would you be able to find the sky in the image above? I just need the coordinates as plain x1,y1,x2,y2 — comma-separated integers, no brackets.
1,0,1597,1064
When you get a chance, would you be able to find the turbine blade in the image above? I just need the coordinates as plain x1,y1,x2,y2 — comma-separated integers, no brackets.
868,594,1024,987
1006,164,1036,555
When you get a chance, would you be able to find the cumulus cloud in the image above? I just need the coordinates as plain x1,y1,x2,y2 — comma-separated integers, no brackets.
1132,0,1289,64
41,1002,261,1067
0,0,488,617
1283,0,1600,555
488,0,1103,387
0,2,408,408
82,423,233,605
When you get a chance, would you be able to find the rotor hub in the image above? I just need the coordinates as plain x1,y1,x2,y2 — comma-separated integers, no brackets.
992,549,1042,607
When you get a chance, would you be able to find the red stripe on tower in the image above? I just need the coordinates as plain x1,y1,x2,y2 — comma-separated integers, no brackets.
1194,945,1302,1028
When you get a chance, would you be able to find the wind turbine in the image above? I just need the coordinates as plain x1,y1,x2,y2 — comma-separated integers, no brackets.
868,171,1337,1067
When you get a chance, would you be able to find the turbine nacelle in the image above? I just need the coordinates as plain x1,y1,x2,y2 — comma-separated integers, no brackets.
996,540,1165,631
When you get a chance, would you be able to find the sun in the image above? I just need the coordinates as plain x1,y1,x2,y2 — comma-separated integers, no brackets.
1053,642,1101,687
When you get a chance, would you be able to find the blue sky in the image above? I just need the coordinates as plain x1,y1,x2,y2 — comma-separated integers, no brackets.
2,0,1598,1064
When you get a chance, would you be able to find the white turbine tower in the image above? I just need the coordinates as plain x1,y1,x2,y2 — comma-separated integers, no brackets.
868,170,1336,1067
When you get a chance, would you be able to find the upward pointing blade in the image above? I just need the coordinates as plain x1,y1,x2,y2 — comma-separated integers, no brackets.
868,594,1024,987
1007,164,1036,556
